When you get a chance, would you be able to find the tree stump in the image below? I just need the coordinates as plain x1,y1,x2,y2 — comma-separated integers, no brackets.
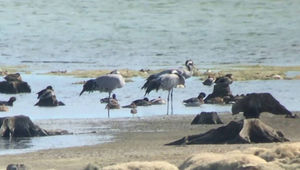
0,81,31,94
167,119,289,145
191,112,223,125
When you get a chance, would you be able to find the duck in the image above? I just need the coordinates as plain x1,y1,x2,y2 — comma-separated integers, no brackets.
130,108,137,117
150,96,166,105
183,92,206,107
122,102,137,108
0,104,9,112
37,86,55,100
105,99,120,110
132,97,152,106
100,94,117,103
4,73,22,82
202,75,214,86
0,97,16,106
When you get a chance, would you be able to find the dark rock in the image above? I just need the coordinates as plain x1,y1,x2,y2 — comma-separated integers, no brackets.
0,115,48,137
191,112,223,125
0,81,31,94
232,93,297,119
6,164,27,170
166,119,289,145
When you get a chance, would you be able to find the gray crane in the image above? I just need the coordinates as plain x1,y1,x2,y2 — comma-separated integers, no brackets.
143,70,185,115
141,60,194,90
79,70,125,118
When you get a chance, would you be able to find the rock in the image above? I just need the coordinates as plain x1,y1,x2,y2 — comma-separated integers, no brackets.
0,81,31,94
191,112,223,125
0,115,48,137
167,119,289,145
232,93,297,118
6,164,27,170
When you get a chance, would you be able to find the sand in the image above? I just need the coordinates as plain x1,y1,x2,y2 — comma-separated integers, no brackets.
0,112,299,170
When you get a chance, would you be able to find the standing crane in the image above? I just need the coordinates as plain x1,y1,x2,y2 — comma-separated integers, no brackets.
143,70,185,115
142,60,194,90
79,70,125,118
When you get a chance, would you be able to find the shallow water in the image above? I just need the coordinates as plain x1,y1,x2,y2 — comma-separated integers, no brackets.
1,0,300,155
1,0,300,71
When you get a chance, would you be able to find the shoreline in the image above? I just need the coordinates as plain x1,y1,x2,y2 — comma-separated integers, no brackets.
0,112,299,169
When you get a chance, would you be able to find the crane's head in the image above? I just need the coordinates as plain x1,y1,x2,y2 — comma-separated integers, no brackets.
79,79,97,96
185,59,194,67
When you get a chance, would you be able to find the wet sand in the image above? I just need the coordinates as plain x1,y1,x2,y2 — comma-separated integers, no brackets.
0,112,299,170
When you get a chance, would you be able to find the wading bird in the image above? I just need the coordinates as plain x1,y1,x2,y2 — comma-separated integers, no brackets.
143,70,185,115
79,70,125,118
141,60,194,90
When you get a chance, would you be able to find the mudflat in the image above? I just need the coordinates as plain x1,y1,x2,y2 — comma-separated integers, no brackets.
0,112,299,170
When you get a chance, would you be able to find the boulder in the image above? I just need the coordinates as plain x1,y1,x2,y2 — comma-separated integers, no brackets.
232,93,297,118
167,119,289,145
191,112,223,125
0,81,31,94
0,115,48,137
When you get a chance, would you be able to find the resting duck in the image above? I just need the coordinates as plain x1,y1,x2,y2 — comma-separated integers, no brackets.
183,92,206,107
105,99,120,109
122,102,137,108
35,86,65,106
4,73,22,82
202,75,214,86
100,94,117,103
150,96,166,105
0,104,9,112
37,86,55,100
132,97,152,106
0,97,16,106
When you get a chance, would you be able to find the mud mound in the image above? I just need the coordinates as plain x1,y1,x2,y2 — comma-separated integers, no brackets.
103,161,178,170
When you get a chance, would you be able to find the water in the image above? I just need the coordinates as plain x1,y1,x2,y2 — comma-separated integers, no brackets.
0,0,300,71
0,0,300,155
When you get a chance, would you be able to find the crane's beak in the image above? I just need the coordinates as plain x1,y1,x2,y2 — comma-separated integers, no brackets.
79,89,85,96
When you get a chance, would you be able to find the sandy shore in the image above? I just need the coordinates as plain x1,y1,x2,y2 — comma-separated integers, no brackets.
0,112,299,170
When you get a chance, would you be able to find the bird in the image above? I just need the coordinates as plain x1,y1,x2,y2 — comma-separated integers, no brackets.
150,96,166,105
141,60,194,90
37,86,55,100
183,92,206,107
105,98,120,110
122,102,137,108
4,73,22,82
100,94,117,103
79,70,125,118
0,104,9,112
130,108,137,117
202,75,214,86
35,86,64,106
0,97,16,106
131,97,152,106
143,70,185,115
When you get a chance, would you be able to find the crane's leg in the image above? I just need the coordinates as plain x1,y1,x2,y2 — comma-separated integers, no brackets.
167,90,170,115
107,92,111,118
171,88,174,115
